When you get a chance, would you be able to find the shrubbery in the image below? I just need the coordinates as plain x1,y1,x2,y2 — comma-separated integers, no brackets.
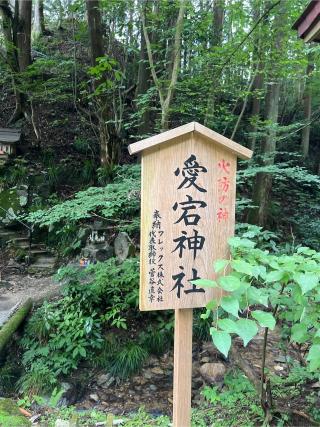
19,258,140,394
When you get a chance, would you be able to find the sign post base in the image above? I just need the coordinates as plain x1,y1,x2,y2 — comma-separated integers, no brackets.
173,308,193,427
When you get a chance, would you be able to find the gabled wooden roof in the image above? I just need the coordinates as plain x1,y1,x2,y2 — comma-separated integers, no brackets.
293,1,320,42
0,128,21,144
128,122,253,160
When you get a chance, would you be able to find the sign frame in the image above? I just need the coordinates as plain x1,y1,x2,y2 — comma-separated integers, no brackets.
129,122,252,427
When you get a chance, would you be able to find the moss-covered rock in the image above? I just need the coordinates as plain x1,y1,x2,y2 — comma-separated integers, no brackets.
0,398,31,426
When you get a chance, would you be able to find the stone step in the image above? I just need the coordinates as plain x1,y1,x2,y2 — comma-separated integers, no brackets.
29,249,51,256
7,239,30,248
27,263,56,274
31,255,57,265
0,232,19,246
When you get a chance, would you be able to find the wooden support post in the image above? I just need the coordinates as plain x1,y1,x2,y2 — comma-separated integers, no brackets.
173,308,193,427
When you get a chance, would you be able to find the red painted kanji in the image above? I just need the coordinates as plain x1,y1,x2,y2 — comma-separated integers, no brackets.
217,207,228,222
218,159,230,174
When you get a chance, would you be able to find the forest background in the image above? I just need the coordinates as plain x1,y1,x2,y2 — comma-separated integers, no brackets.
1,0,320,426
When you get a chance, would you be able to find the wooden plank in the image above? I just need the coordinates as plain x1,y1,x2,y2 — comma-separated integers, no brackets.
304,18,320,42
0,128,21,133
140,131,234,310
128,122,253,159
0,129,21,143
294,1,320,38
0,136,20,143
194,122,253,160
128,122,195,155
173,308,193,427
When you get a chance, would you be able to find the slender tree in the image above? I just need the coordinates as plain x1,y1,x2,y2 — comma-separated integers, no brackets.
301,54,314,159
204,0,225,127
86,0,111,166
135,4,152,137
248,0,265,151
249,1,285,226
34,0,45,38
142,0,187,131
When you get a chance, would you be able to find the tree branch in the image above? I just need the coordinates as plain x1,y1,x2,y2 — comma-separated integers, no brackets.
165,0,187,109
141,4,164,107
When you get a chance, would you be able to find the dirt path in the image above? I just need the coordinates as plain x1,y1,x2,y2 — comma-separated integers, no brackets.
0,274,60,327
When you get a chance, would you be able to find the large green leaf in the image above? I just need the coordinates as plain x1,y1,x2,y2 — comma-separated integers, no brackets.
221,296,239,318
228,237,255,249
252,310,276,330
218,318,238,333
210,329,231,358
206,299,219,310
235,319,258,347
306,344,320,371
231,260,253,276
265,270,285,283
219,275,241,292
294,273,319,295
247,286,269,307
192,278,217,288
214,259,229,273
291,323,308,344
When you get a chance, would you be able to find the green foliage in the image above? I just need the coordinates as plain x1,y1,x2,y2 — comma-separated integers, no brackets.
196,233,320,373
140,328,171,356
193,312,211,341
20,58,74,104
109,342,148,379
0,399,31,427
19,257,139,394
25,164,140,234
0,359,21,395
200,371,264,427
87,56,123,97
0,159,29,188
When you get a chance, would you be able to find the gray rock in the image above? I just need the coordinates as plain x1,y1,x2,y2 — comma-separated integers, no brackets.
89,393,99,402
143,370,152,380
114,232,135,261
199,362,226,384
97,373,115,388
149,384,157,391
150,366,164,375
113,420,124,426
77,227,91,246
81,242,113,263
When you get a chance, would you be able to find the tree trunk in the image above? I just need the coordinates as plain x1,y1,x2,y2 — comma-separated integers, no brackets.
204,0,225,127
250,81,280,226
17,0,32,72
0,299,32,356
34,0,45,38
86,0,104,67
248,1,285,227
248,0,264,150
142,0,186,131
301,58,313,159
135,1,151,137
212,0,224,47
248,61,264,151
57,0,64,30
0,0,25,122
86,0,114,166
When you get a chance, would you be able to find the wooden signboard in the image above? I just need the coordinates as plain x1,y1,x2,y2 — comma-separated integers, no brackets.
128,122,252,427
